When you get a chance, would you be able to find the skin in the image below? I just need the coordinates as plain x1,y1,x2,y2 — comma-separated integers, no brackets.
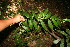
0,14,25,31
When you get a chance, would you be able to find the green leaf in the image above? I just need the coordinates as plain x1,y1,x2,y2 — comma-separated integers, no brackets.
33,20,38,29
32,12,35,16
51,15,61,27
35,15,40,21
66,29,70,35
23,11,30,18
21,20,28,27
35,15,38,19
20,29,25,33
57,30,67,36
57,20,61,27
40,20,48,31
0,11,1,15
7,5,10,8
53,39,61,44
32,10,38,14
15,33,20,39
44,8,49,15
60,39,64,47
22,26,30,31
63,19,70,22
48,19,53,30
52,19,58,27
28,20,33,29
51,15,60,21
45,12,51,19
38,11,43,18
51,15,57,19
33,20,41,32
31,12,36,19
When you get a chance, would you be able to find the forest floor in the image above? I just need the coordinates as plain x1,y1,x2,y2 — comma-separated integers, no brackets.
0,0,70,47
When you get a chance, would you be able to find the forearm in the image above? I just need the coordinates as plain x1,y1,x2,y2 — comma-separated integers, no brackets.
0,14,25,31
0,18,15,31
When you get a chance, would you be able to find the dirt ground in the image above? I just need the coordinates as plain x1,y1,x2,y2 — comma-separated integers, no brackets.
0,0,70,47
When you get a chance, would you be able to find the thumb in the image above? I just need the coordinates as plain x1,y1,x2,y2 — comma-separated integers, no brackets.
20,16,25,21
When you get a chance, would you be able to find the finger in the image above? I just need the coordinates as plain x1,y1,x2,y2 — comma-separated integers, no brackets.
16,14,21,17
20,16,25,21
21,18,25,21
20,16,24,19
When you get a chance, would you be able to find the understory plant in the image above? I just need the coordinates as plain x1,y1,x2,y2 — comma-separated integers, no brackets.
0,0,70,46
0,6,70,46
14,8,70,47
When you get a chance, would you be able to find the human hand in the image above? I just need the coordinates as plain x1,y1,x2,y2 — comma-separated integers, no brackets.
13,14,25,23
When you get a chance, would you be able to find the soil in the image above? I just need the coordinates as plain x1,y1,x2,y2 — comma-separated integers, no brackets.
0,0,70,47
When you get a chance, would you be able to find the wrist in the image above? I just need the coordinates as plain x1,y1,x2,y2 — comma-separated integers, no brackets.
11,18,16,24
